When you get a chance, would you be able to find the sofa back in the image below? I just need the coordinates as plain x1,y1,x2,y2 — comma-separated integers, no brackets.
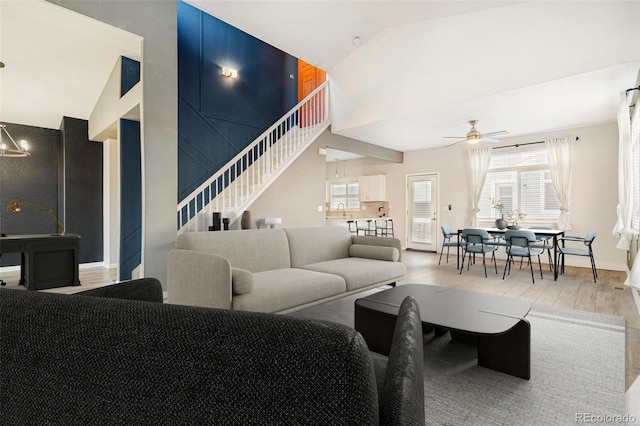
176,229,291,272
0,288,379,424
285,226,353,267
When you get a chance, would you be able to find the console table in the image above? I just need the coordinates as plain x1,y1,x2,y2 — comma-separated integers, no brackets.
0,234,81,290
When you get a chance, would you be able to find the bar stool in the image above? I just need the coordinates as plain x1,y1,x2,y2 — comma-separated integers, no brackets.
346,220,357,235
374,219,394,237
356,220,376,236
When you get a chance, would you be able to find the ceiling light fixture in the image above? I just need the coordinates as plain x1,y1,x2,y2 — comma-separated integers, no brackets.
352,36,361,47
0,124,30,157
221,66,238,79
465,120,481,144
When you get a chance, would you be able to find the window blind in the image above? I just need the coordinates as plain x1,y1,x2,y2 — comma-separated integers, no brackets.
478,147,560,221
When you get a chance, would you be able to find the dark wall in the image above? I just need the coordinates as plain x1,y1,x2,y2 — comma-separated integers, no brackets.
0,119,103,266
121,56,141,97
177,0,298,202
0,123,60,266
59,117,103,264
119,119,141,281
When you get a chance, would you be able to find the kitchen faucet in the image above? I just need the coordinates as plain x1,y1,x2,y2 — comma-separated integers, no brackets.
337,203,346,217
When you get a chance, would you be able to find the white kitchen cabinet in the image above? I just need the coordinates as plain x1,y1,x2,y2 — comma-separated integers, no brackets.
358,175,386,201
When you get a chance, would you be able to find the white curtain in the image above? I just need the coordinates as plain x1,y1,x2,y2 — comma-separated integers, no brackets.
467,147,492,226
612,91,635,250
545,136,574,230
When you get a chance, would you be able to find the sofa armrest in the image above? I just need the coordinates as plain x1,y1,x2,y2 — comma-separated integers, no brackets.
74,278,163,303
351,235,403,261
167,249,232,309
379,296,425,426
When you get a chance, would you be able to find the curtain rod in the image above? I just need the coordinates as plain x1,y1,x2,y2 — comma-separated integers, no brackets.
492,136,579,150
626,86,640,95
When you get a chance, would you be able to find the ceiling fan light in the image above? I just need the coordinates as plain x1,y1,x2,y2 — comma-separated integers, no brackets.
467,136,481,144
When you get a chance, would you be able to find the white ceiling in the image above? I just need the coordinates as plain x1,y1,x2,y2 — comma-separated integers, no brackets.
1,0,638,155
0,0,142,130
190,0,640,152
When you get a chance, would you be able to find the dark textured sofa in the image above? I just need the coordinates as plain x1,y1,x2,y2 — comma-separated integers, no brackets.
0,279,424,425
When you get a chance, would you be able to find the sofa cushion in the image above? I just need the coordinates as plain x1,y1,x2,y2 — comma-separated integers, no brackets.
301,258,406,291
284,227,352,268
0,289,379,425
231,268,254,295
349,244,400,262
74,278,164,303
379,296,425,426
176,229,291,272
233,268,347,313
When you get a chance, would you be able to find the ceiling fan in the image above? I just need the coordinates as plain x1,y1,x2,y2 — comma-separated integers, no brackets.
444,120,508,147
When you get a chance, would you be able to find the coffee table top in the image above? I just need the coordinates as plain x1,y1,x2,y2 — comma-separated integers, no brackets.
355,284,532,335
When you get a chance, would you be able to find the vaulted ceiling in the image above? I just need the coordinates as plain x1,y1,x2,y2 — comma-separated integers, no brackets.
1,0,638,154
0,0,141,130
190,0,640,151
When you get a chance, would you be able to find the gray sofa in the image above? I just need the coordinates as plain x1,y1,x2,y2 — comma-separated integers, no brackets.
0,278,425,425
168,226,406,313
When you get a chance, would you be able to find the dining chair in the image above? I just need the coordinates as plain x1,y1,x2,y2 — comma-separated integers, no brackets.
556,230,598,283
502,229,544,284
459,228,498,277
529,226,553,272
439,225,461,265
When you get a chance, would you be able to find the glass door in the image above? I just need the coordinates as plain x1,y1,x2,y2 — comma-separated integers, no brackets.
406,174,438,251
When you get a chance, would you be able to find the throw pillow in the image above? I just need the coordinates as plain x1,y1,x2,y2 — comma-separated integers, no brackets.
349,244,399,262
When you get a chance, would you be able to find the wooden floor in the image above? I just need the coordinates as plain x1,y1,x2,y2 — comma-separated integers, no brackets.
401,249,640,391
2,250,639,391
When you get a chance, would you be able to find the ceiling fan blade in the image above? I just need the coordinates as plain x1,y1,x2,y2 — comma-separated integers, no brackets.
481,137,501,143
445,139,467,147
482,130,508,137
443,136,466,139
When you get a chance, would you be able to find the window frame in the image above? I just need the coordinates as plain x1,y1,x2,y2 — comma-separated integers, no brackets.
477,146,561,226
329,181,360,211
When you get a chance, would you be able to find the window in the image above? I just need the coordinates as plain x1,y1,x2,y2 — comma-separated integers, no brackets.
330,182,359,210
478,147,561,222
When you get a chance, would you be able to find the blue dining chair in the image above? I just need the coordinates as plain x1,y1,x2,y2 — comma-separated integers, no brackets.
459,228,498,277
439,225,461,265
503,229,544,283
556,230,598,283
529,226,553,272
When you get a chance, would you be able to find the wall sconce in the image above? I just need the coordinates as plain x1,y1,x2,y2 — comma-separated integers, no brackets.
221,66,238,79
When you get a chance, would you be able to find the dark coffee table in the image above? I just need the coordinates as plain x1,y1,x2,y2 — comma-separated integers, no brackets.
355,284,532,379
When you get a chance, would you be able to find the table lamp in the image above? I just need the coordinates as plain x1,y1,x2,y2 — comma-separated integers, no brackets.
7,199,65,236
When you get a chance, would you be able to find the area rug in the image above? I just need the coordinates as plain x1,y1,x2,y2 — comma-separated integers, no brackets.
290,287,627,426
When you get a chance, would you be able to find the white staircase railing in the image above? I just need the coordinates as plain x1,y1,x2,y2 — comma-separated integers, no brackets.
177,80,330,233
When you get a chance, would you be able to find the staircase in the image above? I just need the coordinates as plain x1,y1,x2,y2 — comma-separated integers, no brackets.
177,81,330,233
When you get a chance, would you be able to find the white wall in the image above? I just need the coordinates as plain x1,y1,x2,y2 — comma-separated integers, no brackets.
238,137,328,230
328,122,625,271
49,0,178,288
103,138,119,269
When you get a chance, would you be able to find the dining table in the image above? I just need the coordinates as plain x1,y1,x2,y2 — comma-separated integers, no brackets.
456,227,566,281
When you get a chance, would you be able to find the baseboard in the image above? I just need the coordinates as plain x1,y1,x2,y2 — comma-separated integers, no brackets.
79,261,109,270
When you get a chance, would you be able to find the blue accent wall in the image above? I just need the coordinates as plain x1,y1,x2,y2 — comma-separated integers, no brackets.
177,0,298,201
120,56,141,97
119,119,142,281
